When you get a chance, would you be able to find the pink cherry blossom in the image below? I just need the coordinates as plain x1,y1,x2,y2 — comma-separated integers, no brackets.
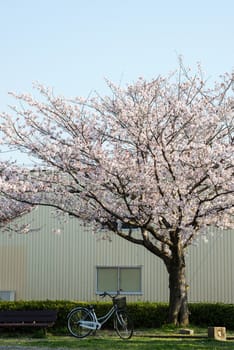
0,62,233,325
0,161,34,233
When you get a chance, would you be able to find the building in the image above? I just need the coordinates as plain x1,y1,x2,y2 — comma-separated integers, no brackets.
0,206,233,303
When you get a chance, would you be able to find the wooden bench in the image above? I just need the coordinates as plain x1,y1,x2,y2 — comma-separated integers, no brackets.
0,310,57,332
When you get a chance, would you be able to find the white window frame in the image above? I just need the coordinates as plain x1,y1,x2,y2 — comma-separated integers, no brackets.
0,291,15,301
96,266,142,295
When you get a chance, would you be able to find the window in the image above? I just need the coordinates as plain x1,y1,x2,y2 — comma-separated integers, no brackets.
96,266,142,294
0,291,15,301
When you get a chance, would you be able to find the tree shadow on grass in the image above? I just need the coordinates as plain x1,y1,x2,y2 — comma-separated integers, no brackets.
1,336,234,349
78,338,234,350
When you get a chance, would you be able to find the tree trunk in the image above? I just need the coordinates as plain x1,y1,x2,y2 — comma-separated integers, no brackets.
166,253,189,326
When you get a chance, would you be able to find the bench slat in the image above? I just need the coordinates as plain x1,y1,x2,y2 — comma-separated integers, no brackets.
0,310,57,328
0,322,54,327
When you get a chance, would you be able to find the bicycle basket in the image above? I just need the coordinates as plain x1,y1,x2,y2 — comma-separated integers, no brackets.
113,297,127,310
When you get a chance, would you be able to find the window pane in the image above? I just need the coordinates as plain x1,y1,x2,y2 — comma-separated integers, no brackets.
97,268,118,292
120,268,141,292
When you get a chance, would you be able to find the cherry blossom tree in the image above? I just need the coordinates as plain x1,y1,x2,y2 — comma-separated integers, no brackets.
0,161,34,233
0,63,233,325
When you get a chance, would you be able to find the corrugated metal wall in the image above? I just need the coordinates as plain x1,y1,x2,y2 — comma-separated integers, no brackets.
187,228,234,303
0,206,233,303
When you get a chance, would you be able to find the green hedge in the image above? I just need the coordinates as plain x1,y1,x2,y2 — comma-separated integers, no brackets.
0,300,234,333
189,303,234,329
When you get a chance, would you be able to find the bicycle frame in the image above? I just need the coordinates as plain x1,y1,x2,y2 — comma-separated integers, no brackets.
71,304,118,331
67,292,133,340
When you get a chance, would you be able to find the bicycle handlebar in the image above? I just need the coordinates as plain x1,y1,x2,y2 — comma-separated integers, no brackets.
100,291,121,299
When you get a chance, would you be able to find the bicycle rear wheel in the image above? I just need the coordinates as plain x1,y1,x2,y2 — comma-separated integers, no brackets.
115,310,133,339
67,307,93,338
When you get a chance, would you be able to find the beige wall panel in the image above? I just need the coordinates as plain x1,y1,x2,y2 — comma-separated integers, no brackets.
0,245,26,299
0,206,234,303
94,233,169,302
187,228,234,303
22,207,97,301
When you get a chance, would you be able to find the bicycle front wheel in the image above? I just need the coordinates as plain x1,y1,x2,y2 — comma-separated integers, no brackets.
115,310,133,339
67,307,93,338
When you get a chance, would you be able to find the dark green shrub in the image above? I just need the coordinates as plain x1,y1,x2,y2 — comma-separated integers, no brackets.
189,303,234,329
0,300,234,334
128,302,168,328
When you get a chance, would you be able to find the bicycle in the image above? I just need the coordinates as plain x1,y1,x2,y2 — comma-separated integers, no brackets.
67,291,134,339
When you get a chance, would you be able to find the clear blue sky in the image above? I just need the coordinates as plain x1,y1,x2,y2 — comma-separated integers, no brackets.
0,0,233,162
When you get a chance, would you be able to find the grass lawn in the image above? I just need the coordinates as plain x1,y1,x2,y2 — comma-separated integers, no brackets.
1,332,234,349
